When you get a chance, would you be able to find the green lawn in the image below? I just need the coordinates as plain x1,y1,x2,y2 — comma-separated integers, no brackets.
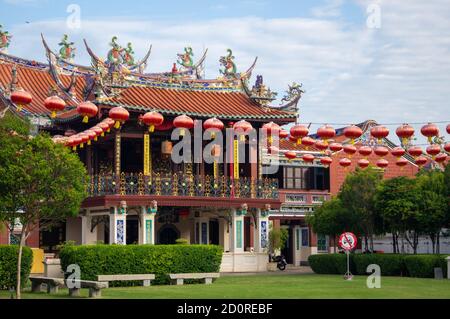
2,274,450,299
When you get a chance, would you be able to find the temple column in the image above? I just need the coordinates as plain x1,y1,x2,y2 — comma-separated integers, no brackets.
81,213,97,245
139,206,155,244
109,206,127,245
254,209,269,253
230,209,244,252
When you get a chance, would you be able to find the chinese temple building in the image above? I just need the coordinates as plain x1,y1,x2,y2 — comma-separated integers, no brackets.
0,30,429,270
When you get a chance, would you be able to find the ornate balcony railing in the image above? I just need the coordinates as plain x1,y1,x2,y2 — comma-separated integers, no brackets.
87,172,279,200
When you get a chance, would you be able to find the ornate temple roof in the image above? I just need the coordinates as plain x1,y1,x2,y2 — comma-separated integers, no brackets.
0,33,301,125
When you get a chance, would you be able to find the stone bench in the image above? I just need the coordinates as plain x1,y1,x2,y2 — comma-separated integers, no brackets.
97,274,156,287
66,279,109,298
169,273,220,285
29,276,65,294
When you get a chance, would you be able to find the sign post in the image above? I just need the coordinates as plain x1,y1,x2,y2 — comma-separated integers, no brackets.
338,232,357,280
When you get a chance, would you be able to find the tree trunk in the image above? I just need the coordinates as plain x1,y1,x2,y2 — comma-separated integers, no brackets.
436,232,440,254
430,233,435,254
16,230,26,299
364,236,369,252
333,236,336,253
392,233,397,254
370,234,374,252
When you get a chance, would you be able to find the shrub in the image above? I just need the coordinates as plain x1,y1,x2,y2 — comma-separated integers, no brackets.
353,254,407,276
308,253,354,274
0,245,33,290
59,244,223,285
404,255,448,278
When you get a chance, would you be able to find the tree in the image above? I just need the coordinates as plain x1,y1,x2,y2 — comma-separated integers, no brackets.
268,226,288,256
338,167,383,252
306,197,356,252
0,113,87,299
415,170,447,253
375,176,421,253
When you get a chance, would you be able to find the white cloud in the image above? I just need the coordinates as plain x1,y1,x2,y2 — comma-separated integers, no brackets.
4,0,450,144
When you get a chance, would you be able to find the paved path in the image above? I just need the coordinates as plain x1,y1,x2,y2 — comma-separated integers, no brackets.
221,266,313,276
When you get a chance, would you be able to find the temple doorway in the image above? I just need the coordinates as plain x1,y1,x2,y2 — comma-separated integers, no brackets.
126,216,139,245
158,224,180,244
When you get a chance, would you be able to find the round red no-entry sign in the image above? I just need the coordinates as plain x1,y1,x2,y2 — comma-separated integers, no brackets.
339,232,357,251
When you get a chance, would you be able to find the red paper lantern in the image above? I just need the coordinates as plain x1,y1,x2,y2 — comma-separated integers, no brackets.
91,126,103,141
370,125,389,143
70,135,83,151
317,124,336,143
396,158,408,167
435,153,447,163
78,133,89,148
301,137,315,149
290,124,309,145
357,159,369,169
408,146,423,158
444,143,450,153
343,144,357,156
374,146,389,157
97,122,109,136
329,142,343,152
109,106,130,129
376,158,389,169
302,153,315,163
396,124,415,145
415,156,427,167
320,156,332,167
279,129,289,139
343,125,363,144
85,130,97,145
426,144,441,158
284,151,297,161
262,122,281,144
10,88,32,112
77,101,98,123
179,209,190,219
446,124,450,135
358,146,372,157
391,146,406,158
233,120,253,141
314,140,328,151
339,158,351,168
142,111,164,133
203,117,224,138
421,123,439,143
44,95,66,118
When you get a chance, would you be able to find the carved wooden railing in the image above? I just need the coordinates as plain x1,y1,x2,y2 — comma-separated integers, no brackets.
87,172,279,200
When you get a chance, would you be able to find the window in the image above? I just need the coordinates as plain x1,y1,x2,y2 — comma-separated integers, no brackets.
285,194,306,203
312,195,325,203
301,228,309,247
317,234,329,252
283,167,307,189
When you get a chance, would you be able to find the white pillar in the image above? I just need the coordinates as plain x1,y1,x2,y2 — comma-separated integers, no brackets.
230,209,244,252
254,209,269,253
139,206,155,244
109,206,127,245
81,214,98,245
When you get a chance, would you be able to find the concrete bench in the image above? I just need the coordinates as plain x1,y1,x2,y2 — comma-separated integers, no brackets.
169,273,220,285
66,279,109,298
29,276,65,294
97,274,156,287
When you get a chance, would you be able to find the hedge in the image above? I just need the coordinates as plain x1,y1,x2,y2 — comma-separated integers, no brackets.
404,255,448,278
308,253,354,274
0,245,33,290
59,244,223,285
309,253,449,278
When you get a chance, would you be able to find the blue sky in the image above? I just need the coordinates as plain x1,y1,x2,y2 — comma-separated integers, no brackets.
1,0,449,144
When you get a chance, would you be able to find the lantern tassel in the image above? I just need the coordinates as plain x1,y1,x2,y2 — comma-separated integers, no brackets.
101,132,105,137
115,121,121,129
87,140,91,146
51,111,57,118
72,146,76,151
82,115,89,123
17,104,23,112
94,136,98,141
296,138,302,145
149,125,155,133
80,143,84,149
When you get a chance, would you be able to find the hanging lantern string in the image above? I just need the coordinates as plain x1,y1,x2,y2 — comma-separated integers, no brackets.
296,120,450,126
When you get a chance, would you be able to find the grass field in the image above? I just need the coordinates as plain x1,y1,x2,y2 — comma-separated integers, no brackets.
1,274,450,299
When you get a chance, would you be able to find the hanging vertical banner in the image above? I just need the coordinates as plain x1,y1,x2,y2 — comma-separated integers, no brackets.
213,160,218,178
233,139,239,179
115,132,121,176
143,133,150,176
236,220,243,249
145,219,153,244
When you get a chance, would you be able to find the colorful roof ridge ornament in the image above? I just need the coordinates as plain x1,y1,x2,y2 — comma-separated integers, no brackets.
0,25,12,51
58,34,76,61
219,49,237,78
177,47,194,68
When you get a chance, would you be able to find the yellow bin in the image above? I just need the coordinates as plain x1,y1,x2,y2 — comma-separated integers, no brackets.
30,248,44,274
